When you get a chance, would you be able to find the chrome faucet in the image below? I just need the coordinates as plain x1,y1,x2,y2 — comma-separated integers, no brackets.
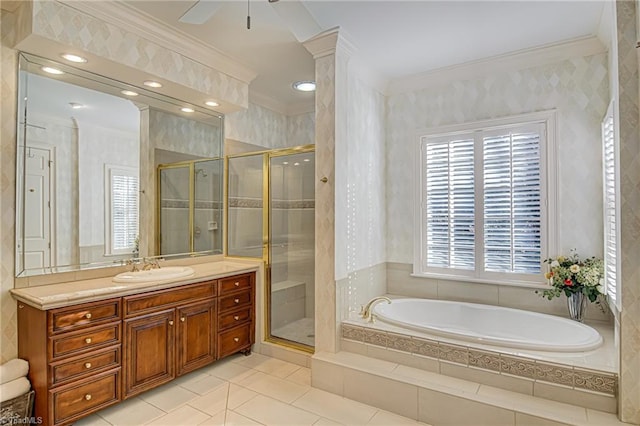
359,296,392,323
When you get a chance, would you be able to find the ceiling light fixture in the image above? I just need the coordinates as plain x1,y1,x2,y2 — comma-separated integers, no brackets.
294,162,300,166
69,102,84,109
144,80,162,88
42,66,64,75
181,107,195,113
205,101,219,107
61,54,87,63
303,158,310,162
283,161,289,165
292,81,316,92
121,90,139,97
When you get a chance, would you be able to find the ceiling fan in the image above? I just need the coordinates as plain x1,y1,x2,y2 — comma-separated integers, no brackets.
178,0,321,42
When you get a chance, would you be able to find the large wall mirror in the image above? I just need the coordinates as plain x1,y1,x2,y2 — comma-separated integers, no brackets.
16,53,224,277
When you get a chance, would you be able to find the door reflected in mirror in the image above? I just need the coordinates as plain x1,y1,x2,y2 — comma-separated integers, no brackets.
16,53,223,277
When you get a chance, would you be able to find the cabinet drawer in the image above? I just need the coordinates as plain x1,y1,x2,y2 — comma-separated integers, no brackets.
218,274,252,294
51,369,120,426
124,281,216,317
218,289,252,312
218,307,252,331
217,324,251,359
49,299,121,334
50,346,120,386
50,323,121,360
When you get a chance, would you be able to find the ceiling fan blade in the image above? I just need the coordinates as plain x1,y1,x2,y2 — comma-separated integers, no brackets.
270,0,322,42
178,0,223,25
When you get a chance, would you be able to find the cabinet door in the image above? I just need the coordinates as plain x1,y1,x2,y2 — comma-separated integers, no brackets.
123,310,175,398
176,300,216,376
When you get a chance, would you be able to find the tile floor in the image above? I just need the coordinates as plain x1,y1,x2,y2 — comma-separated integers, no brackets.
272,318,316,347
75,352,430,426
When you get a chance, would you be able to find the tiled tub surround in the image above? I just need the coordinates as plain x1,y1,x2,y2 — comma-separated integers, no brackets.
340,316,617,414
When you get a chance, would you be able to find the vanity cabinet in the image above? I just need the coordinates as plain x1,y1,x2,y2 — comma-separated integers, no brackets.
17,271,256,426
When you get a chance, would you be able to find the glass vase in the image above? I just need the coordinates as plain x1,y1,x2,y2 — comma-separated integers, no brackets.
567,292,587,322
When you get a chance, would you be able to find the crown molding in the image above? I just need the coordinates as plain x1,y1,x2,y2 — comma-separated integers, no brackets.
58,0,258,84
388,35,607,95
249,90,315,116
303,26,341,59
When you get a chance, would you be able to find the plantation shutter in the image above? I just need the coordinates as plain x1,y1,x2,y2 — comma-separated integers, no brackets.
602,106,618,306
111,169,139,252
483,126,542,274
423,136,475,270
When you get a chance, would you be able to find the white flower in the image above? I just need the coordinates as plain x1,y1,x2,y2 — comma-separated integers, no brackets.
551,260,560,267
597,285,605,294
570,264,580,273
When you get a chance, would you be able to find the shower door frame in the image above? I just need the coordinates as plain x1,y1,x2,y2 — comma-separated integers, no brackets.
225,144,315,353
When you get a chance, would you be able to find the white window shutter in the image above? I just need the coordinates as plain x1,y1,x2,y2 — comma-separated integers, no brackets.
602,106,618,307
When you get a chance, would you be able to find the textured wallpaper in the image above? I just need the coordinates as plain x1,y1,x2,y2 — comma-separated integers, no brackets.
386,53,609,264
150,109,222,158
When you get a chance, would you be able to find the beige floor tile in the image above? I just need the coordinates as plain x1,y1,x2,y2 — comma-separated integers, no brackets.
313,418,344,425
188,383,230,416
225,410,265,425
235,395,320,425
198,410,227,426
236,371,309,403
251,357,301,378
204,360,257,383
173,371,211,387
515,413,570,426
285,367,311,386
418,388,515,426
97,397,165,426
292,388,378,425
73,414,111,426
146,405,210,425
180,374,227,395
231,352,272,369
585,409,628,425
367,410,426,425
227,383,258,409
139,381,200,412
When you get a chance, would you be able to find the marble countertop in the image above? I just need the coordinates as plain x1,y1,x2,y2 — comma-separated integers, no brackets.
10,260,260,310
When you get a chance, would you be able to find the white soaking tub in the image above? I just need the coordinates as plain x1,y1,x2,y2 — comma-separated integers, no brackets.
373,298,603,352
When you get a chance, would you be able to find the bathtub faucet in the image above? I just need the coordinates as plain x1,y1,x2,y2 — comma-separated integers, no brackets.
359,296,392,323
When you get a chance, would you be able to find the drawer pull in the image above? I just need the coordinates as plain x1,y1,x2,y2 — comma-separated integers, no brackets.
84,338,92,344
234,315,239,321
85,362,92,369
180,317,186,322
234,298,240,304
233,337,240,342
234,281,240,287
85,313,92,319
169,321,174,326
84,394,92,401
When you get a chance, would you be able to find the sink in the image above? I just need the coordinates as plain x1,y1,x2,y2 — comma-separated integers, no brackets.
112,266,195,283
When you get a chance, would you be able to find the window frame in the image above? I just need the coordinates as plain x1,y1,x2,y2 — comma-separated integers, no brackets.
413,111,558,287
104,164,139,256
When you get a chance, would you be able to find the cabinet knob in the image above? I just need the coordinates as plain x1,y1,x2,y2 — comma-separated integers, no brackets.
233,337,240,342
84,394,92,401
85,363,92,369
234,282,240,287
85,313,92,319
169,320,174,326
180,317,186,322
234,316,239,321
234,299,240,304
85,338,92,344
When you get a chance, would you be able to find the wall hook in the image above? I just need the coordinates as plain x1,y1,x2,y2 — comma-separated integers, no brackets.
320,177,328,183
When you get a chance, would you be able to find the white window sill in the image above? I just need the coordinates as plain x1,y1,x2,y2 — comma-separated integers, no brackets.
410,272,550,290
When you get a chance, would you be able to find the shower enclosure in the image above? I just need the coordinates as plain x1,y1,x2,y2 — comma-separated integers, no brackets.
227,146,315,350
157,158,223,256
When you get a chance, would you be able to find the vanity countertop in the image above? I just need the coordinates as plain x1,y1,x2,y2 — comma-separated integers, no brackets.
10,260,260,310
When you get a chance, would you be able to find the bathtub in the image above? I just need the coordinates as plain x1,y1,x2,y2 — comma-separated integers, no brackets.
373,298,603,352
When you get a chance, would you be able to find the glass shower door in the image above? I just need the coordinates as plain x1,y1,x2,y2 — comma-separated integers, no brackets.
158,165,191,255
269,151,315,348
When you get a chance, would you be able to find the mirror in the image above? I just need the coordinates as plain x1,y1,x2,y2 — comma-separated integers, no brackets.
16,53,224,277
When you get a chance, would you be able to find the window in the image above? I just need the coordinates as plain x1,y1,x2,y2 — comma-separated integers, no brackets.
415,112,556,284
602,101,620,309
105,165,139,256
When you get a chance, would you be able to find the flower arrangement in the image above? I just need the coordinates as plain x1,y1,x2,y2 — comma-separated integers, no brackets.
538,249,604,303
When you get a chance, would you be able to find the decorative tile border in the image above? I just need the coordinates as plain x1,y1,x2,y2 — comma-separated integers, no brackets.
161,200,222,209
228,197,315,209
341,323,618,396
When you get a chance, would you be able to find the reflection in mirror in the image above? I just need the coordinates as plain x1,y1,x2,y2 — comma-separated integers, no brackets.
16,53,224,277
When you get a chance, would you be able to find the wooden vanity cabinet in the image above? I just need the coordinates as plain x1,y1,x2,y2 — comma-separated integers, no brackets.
17,271,255,425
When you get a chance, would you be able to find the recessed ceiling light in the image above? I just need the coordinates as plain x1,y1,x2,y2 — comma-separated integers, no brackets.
294,162,300,166
121,90,139,97
292,81,316,92
42,66,64,75
69,102,84,109
303,158,310,162
61,53,87,63
205,101,219,107
181,107,194,113
144,80,162,88
283,161,289,165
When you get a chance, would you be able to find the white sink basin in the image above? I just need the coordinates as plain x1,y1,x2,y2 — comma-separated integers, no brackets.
112,266,195,283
